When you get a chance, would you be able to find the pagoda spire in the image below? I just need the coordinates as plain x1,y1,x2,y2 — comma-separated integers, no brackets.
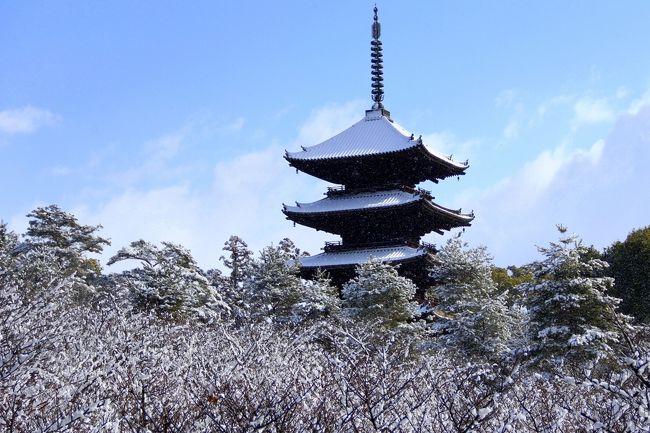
371,6,385,110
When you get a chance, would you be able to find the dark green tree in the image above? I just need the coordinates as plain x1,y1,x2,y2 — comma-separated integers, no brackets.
604,226,650,322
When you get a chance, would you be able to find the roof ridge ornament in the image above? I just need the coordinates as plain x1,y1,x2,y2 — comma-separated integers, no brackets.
369,6,390,118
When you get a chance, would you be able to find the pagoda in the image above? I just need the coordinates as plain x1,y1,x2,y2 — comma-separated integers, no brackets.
283,7,473,295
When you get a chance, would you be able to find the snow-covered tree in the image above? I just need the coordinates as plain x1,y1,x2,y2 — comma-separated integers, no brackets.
243,243,303,321
23,205,110,276
0,222,18,276
290,269,341,322
219,235,253,290
11,205,110,304
342,260,419,328
429,238,521,359
519,226,625,368
108,240,229,322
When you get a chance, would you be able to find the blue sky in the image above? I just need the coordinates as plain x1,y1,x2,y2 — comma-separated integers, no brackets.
2,1,649,270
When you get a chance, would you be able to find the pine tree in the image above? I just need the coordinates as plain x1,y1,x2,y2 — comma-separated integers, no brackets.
220,235,253,290
24,205,110,275
341,260,419,328
429,238,520,359
290,269,341,322
519,226,625,368
243,243,303,321
108,240,229,321
13,206,110,303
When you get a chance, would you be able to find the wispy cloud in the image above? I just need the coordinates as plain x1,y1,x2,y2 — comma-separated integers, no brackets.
534,94,573,121
0,106,60,135
48,166,72,177
502,119,520,140
421,131,479,162
68,101,364,269
572,97,615,127
292,100,366,148
455,106,648,266
494,88,520,108
628,89,650,115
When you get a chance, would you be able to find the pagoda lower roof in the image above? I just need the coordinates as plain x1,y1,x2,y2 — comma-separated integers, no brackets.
284,189,473,222
285,109,468,179
299,244,429,269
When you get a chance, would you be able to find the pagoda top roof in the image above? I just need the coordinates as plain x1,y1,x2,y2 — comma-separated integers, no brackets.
286,109,467,170
284,188,474,222
299,244,428,269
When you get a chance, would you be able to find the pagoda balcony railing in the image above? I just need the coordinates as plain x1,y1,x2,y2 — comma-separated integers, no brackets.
323,239,437,253
325,184,434,199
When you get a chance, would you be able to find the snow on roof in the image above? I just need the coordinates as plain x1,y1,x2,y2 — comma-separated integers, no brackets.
284,188,474,222
285,189,419,214
286,109,467,168
299,245,427,268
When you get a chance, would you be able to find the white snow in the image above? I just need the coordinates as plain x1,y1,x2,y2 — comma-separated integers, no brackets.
299,245,428,268
286,109,467,168
285,189,419,213
284,189,474,222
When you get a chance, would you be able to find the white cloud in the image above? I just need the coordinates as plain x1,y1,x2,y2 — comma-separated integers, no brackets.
421,131,478,161
49,166,72,176
70,101,365,270
224,117,245,132
292,100,366,148
628,89,650,115
495,89,520,108
0,106,60,135
534,94,572,120
572,97,615,126
502,120,520,140
143,131,185,161
455,106,648,267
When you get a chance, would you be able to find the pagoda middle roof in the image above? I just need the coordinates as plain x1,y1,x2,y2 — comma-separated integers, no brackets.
283,189,474,222
299,244,428,269
286,189,418,213
286,109,467,169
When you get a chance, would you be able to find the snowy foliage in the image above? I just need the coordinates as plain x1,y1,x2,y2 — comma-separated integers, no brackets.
4,207,650,431
518,226,626,367
242,242,339,323
11,205,111,304
108,240,229,322
342,260,419,328
219,235,253,290
429,238,523,359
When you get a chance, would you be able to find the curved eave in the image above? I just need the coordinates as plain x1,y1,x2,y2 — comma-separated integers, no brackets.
298,245,431,270
283,196,474,236
285,145,468,185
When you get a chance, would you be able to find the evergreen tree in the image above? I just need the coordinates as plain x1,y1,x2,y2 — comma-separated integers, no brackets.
24,205,110,276
604,226,650,322
243,243,303,321
220,235,253,290
519,226,624,368
108,240,229,321
429,238,520,359
12,206,110,303
341,260,418,328
0,222,18,265
290,269,341,322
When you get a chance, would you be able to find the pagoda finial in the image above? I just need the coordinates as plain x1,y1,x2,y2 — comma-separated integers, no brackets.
370,6,384,110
